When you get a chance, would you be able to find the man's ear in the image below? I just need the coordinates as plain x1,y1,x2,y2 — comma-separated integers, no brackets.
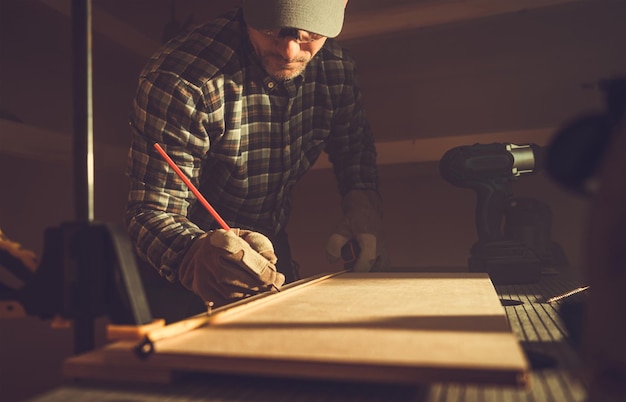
344,0,348,8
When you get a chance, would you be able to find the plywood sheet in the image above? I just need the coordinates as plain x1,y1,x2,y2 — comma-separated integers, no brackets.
65,272,530,386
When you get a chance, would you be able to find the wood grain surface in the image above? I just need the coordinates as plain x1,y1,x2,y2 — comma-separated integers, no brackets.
64,272,530,387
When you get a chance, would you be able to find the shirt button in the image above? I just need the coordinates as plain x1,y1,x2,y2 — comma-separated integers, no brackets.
267,81,275,89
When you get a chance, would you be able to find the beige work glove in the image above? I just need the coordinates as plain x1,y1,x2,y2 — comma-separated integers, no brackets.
178,229,285,306
325,190,388,272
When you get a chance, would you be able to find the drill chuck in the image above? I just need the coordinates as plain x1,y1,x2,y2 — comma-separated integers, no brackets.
439,143,541,188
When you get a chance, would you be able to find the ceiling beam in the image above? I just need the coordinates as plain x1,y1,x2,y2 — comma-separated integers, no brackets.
38,0,585,59
0,119,126,170
313,127,555,169
339,0,584,41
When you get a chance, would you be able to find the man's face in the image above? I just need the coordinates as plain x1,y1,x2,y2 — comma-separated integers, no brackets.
247,26,328,81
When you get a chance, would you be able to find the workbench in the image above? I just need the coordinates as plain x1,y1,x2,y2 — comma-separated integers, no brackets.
28,270,588,402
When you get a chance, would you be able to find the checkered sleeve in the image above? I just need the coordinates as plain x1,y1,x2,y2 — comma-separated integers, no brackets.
325,53,379,196
125,71,210,282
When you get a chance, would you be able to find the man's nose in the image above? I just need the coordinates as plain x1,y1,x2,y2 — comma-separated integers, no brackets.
275,39,301,61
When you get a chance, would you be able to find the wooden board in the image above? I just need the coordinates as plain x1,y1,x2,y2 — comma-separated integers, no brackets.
64,272,530,387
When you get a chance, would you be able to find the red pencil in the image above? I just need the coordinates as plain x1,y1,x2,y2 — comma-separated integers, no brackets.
153,143,231,231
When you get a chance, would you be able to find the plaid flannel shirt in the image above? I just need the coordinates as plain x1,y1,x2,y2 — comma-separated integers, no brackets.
125,8,379,281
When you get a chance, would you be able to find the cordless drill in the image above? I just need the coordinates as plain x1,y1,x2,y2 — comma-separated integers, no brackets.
439,142,562,284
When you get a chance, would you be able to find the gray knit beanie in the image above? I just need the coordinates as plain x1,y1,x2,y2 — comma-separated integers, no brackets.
242,0,345,38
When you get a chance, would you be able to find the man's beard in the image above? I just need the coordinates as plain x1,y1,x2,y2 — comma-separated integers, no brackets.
259,52,309,81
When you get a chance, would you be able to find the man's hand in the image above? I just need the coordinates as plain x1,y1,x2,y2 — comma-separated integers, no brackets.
178,229,285,306
325,190,388,272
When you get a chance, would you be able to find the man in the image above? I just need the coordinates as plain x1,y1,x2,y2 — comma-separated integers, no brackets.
125,0,386,317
